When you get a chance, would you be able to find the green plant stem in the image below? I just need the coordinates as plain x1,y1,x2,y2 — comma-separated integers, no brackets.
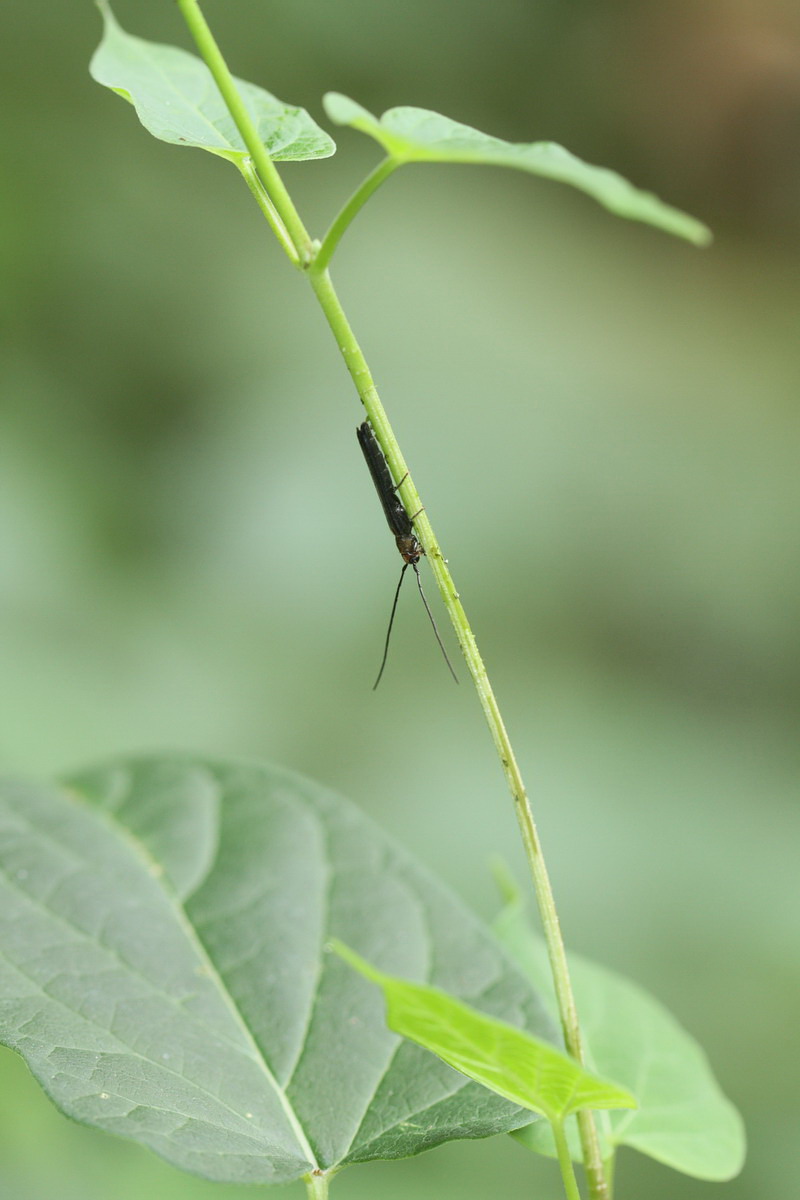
176,4,608,1196
304,1172,330,1200
175,0,313,264
552,1121,582,1200
307,267,608,1200
315,157,400,272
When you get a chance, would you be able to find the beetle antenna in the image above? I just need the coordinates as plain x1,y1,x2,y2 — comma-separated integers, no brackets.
373,563,409,690
412,563,458,684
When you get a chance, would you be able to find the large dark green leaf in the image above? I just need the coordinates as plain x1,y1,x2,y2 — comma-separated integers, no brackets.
0,756,553,1184
90,2,335,164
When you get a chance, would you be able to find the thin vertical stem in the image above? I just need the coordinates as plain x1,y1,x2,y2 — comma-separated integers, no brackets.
307,267,609,1199
175,5,609,1195
175,0,313,263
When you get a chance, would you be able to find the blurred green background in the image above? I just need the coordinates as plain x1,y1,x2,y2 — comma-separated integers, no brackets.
2,0,799,1197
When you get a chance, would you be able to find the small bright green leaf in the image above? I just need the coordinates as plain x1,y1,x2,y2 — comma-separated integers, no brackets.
332,940,636,1126
90,2,334,164
323,92,711,246
0,756,555,1184
493,877,745,1181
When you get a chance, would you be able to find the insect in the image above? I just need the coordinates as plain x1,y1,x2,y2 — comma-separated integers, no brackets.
357,421,458,689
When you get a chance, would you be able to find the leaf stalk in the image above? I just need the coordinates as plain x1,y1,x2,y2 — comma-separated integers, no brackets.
238,157,300,265
553,1120,583,1200
315,156,400,271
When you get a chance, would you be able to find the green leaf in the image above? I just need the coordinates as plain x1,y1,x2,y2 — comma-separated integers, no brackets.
90,2,334,165
0,757,555,1184
331,941,636,1127
323,93,711,246
493,877,746,1180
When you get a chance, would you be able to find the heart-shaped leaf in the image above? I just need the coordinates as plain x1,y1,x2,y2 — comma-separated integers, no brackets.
323,93,710,245
494,877,745,1181
90,2,335,164
332,941,636,1125
0,756,554,1184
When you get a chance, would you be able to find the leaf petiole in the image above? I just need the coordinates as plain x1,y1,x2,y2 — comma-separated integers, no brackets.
553,1120,582,1200
238,157,301,265
314,157,400,272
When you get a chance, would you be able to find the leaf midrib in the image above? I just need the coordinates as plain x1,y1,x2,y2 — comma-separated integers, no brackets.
63,778,321,1171
0,939,270,1145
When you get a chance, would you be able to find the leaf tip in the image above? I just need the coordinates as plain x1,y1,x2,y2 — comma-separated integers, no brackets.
690,221,714,248
322,92,373,129
615,1085,639,1111
322,93,348,125
657,207,713,247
